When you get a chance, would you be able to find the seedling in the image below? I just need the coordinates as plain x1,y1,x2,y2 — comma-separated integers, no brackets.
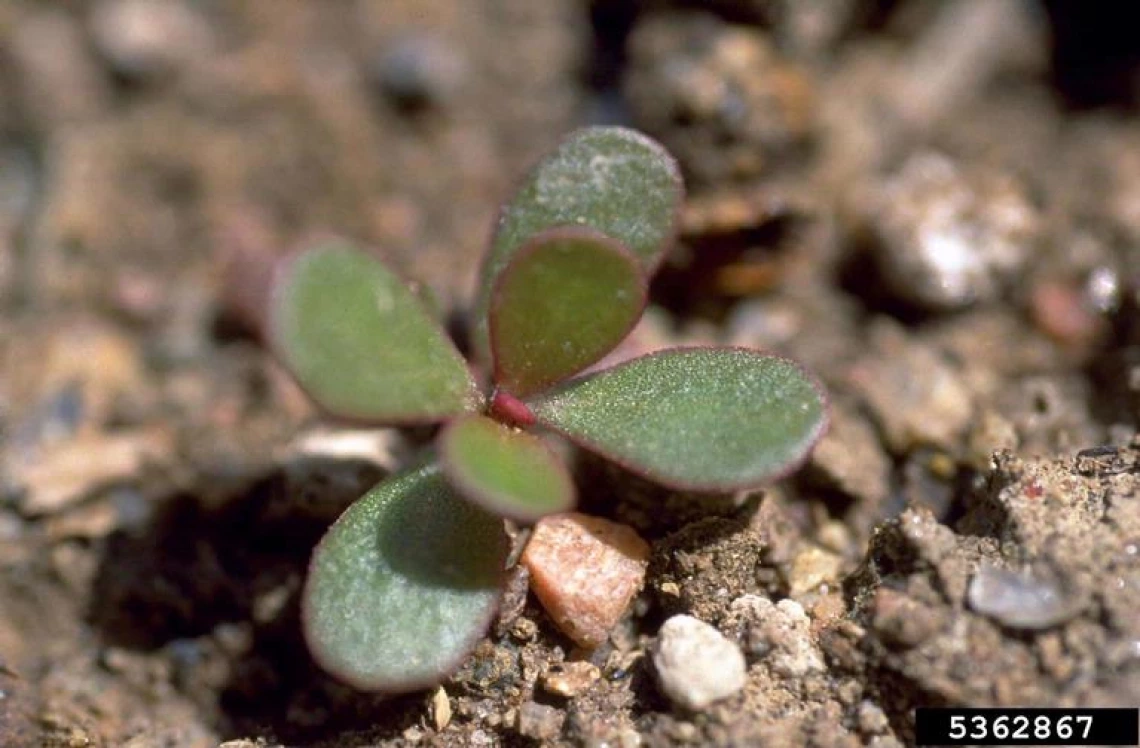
265,127,828,691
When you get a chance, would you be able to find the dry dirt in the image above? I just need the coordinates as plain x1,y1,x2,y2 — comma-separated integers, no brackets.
2,1,1140,746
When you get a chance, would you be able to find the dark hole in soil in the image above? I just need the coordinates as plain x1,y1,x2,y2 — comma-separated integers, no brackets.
1043,0,1140,110
649,213,804,323
211,305,260,345
585,0,638,93
864,665,951,745
85,459,430,743
574,449,762,540
835,238,940,327
1085,290,1140,430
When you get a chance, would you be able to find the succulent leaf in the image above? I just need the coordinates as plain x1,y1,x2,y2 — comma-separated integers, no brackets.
269,242,480,422
489,227,646,397
302,463,509,691
472,126,682,363
440,414,575,521
528,347,828,491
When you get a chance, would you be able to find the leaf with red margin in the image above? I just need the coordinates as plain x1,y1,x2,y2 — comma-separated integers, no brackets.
440,414,575,522
527,347,829,491
472,126,683,365
489,227,646,397
269,241,480,423
302,463,508,691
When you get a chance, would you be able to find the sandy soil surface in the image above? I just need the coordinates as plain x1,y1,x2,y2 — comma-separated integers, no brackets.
1,1,1139,745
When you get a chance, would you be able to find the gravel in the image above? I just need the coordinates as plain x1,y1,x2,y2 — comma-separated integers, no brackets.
868,151,1038,310
652,614,747,711
967,563,1084,630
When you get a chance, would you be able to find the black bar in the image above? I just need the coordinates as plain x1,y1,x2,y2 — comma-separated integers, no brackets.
915,708,1139,746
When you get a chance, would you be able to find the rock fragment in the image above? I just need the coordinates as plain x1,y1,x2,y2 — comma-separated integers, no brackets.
723,595,825,677
1030,277,1109,351
967,563,1084,630
521,513,650,648
788,545,845,597
371,33,468,109
541,661,600,698
88,0,213,81
625,13,814,184
13,429,171,515
867,151,1037,310
847,321,973,453
517,701,564,741
807,399,891,507
429,686,451,732
652,614,747,710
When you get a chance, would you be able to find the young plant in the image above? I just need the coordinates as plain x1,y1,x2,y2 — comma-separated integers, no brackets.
265,127,828,691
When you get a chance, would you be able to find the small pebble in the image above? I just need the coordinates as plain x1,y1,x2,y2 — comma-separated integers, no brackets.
869,152,1037,310
521,513,650,648
517,701,564,741
816,519,853,555
625,14,814,183
1087,266,1121,313
44,500,119,540
967,564,1084,630
283,427,403,470
789,545,845,597
0,511,24,543
724,595,825,677
966,409,1019,470
9,9,110,125
652,614,747,711
857,700,891,735
1030,278,1107,350
542,660,600,698
847,321,973,453
88,0,212,80
8,321,146,438
371,33,468,109
869,587,946,649
13,429,170,515
510,616,537,642
807,400,891,507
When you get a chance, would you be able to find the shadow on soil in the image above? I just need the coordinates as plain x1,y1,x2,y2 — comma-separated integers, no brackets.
85,458,422,744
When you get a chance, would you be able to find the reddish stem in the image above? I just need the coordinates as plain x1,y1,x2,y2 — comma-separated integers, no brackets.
489,389,536,427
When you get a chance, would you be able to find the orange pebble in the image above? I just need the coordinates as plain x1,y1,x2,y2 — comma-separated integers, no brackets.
521,513,650,648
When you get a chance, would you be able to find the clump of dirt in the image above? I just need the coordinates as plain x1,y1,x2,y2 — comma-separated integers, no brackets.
842,444,1140,742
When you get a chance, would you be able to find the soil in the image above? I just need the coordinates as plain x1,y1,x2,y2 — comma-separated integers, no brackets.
2,1,1140,746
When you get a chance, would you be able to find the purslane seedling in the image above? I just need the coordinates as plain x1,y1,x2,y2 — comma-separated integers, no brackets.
263,127,828,691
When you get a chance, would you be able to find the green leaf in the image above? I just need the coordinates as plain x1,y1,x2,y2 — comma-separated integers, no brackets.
440,414,575,522
490,227,646,396
472,126,683,363
528,348,828,491
302,463,508,691
269,242,480,422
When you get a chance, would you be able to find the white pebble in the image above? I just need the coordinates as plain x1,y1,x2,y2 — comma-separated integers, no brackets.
967,563,1083,630
652,614,746,710
727,595,825,677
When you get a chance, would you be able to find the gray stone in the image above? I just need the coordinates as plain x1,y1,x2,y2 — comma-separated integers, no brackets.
869,152,1037,310
967,563,1084,630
